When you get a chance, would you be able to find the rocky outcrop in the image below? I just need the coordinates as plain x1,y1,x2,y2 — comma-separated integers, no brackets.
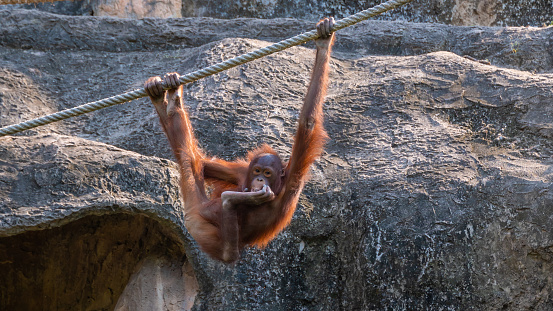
2,10,553,74
179,0,553,26
3,0,553,26
92,0,182,19
1,9,553,310
0,134,201,310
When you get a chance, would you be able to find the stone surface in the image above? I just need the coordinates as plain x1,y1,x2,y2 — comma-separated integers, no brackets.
0,134,201,310
3,0,553,26
1,9,553,310
92,0,182,18
0,68,58,135
114,257,198,311
2,10,553,73
1,0,92,16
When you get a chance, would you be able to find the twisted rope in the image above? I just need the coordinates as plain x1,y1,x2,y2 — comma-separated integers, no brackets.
0,0,414,137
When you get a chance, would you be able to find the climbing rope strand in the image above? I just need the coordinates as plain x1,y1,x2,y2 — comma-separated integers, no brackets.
0,0,414,137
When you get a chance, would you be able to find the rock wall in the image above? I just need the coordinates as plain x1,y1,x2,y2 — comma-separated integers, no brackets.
3,0,553,26
93,0,182,18
1,9,553,311
0,213,194,310
0,134,199,310
179,0,553,26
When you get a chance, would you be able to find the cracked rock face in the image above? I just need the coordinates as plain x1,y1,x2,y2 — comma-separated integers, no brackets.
1,10,553,310
3,0,553,26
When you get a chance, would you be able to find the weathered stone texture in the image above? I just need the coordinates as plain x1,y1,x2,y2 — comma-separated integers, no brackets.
3,0,553,26
93,0,182,18
179,0,553,26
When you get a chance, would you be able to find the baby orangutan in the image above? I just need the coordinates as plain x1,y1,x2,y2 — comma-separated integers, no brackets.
144,17,336,262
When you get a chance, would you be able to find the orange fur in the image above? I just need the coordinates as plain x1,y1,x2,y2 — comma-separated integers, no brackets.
145,20,334,262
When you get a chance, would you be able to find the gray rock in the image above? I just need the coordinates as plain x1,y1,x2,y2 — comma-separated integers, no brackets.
3,0,553,26
2,10,553,73
0,134,206,310
179,0,553,27
1,10,553,310
1,0,92,16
